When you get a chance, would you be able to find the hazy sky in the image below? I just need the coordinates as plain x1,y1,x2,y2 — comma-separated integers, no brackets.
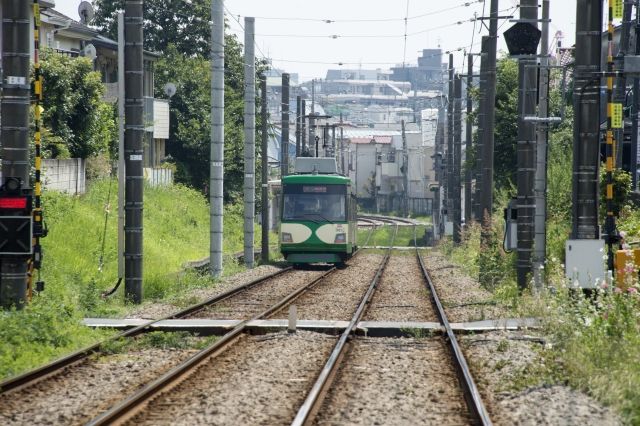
56,0,578,81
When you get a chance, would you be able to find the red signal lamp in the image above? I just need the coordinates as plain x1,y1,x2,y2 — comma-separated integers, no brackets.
0,197,27,210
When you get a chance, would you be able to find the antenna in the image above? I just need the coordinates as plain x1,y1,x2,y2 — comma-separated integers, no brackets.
163,82,177,98
78,1,95,25
82,44,97,61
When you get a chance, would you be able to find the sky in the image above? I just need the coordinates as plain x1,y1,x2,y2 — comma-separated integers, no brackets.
55,0,578,81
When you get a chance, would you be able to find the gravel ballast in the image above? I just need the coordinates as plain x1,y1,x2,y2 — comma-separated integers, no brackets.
126,331,336,425
129,264,284,319
364,252,438,322
422,251,508,322
0,348,199,425
461,331,621,426
316,337,471,425
193,268,328,319
271,253,384,321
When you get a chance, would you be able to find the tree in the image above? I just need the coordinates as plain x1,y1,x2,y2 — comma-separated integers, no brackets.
40,50,116,159
92,0,211,57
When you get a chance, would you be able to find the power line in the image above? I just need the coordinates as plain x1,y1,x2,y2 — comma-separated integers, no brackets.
226,1,483,24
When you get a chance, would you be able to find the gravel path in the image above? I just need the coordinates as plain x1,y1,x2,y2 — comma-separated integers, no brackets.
129,265,284,319
422,251,509,322
271,253,384,321
461,331,621,425
0,348,199,426
126,331,336,425
192,268,329,319
316,337,471,425
364,252,438,322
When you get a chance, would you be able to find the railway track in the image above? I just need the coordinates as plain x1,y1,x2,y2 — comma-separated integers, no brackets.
0,224,376,398
292,232,491,425
2,225,491,425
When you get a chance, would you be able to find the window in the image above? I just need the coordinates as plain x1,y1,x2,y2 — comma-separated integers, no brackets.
283,184,347,222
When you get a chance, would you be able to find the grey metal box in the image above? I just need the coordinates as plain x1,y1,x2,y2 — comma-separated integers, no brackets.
565,239,605,289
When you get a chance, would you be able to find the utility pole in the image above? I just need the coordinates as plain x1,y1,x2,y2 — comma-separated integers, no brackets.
632,0,640,190
281,73,290,176
260,76,269,263
447,54,454,225
533,0,550,289
117,12,125,284
401,120,409,217
310,79,316,157
210,0,225,277
301,99,307,155
516,0,538,290
614,1,633,168
243,17,255,268
295,95,302,157
339,113,345,174
464,53,473,224
453,74,462,243
572,0,602,241
124,0,144,303
479,0,499,231
0,0,31,308
475,36,489,221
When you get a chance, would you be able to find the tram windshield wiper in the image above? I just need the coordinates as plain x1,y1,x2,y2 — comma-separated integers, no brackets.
303,213,335,224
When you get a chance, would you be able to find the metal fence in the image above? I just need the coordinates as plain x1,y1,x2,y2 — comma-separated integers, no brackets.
143,167,173,187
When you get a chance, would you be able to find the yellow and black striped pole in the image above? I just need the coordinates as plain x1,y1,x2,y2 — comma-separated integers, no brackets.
31,0,46,297
605,0,621,271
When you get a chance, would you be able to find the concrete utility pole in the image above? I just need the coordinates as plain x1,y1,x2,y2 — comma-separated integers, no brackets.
309,79,316,155
339,113,345,174
453,74,463,243
632,1,640,190
210,0,225,277
401,120,409,217
533,0,550,289
260,76,269,263
479,0,499,229
295,95,302,157
124,0,144,303
464,53,473,224
474,36,490,221
281,73,290,176
301,100,307,155
243,17,256,268
614,1,633,168
516,0,538,290
0,0,31,308
447,54,455,223
572,0,602,240
117,12,125,281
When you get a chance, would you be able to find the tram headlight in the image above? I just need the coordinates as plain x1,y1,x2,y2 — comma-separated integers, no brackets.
334,233,346,244
282,232,293,243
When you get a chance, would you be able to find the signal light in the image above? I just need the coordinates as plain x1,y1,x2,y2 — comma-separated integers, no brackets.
0,197,27,210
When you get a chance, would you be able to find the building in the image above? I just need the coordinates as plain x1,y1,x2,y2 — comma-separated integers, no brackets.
390,49,446,92
1,1,169,169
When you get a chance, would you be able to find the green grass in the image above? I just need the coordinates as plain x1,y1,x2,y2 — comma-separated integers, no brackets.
0,180,263,380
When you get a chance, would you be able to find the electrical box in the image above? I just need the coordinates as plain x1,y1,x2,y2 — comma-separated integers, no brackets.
444,221,453,236
503,198,518,251
565,239,606,289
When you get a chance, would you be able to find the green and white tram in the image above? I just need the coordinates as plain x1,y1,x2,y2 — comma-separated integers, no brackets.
280,158,357,265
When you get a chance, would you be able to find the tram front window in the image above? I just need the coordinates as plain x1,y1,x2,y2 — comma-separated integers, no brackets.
283,185,346,222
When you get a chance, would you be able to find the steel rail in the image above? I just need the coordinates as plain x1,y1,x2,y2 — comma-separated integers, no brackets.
291,225,398,426
417,251,493,426
87,264,340,426
0,266,292,394
86,236,377,426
